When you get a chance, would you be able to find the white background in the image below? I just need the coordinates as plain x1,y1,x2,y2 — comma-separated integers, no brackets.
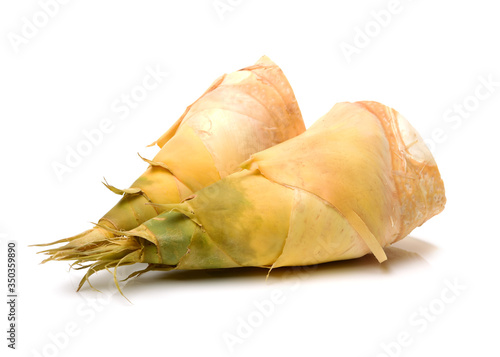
1,1,499,356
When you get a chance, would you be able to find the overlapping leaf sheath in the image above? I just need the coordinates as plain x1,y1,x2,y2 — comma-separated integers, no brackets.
61,101,445,288
38,56,305,266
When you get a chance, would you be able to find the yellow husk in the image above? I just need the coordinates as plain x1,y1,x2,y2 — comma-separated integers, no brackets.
47,101,445,290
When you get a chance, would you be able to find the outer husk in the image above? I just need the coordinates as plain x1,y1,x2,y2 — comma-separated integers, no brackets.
48,101,445,290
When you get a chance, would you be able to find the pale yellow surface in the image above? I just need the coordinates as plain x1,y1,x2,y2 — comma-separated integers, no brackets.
153,124,221,193
246,103,399,262
273,189,370,267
